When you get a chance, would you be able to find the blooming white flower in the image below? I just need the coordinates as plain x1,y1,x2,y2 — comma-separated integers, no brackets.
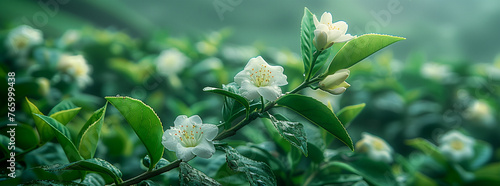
356,133,393,163
155,49,189,76
420,62,454,82
5,25,43,55
313,12,355,51
464,100,495,127
57,54,92,88
162,115,218,161
234,56,288,101
438,130,475,162
319,69,351,95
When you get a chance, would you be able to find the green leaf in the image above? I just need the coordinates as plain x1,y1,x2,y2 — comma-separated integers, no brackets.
105,96,164,171
26,97,53,144
310,174,363,186
220,146,277,186
275,94,353,150
337,103,366,128
34,114,83,162
204,86,250,120
0,123,39,151
467,140,493,170
49,99,81,125
325,158,397,186
266,113,308,156
76,103,107,159
179,162,222,186
300,7,315,77
310,48,333,77
326,34,405,75
474,162,500,183
406,138,447,165
81,173,106,186
221,83,245,128
42,158,123,185
142,155,170,170
20,180,86,186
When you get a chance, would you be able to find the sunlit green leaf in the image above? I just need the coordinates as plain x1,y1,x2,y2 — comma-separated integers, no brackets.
26,97,53,144
327,34,405,75
300,7,315,77
49,100,81,125
220,146,277,186
42,158,123,185
179,162,222,186
204,86,250,121
105,96,164,171
266,113,308,156
337,103,366,128
76,103,107,159
474,162,500,184
276,94,353,150
34,114,83,162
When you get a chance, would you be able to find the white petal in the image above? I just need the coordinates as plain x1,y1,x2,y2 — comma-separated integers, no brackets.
268,66,288,86
162,130,178,151
333,34,355,43
320,12,333,24
327,30,342,43
192,139,216,159
314,30,328,51
240,80,261,100
176,143,195,161
332,21,348,34
370,151,392,163
189,115,203,125
234,70,250,85
257,86,282,101
313,14,320,27
174,115,189,127
202,124,218,141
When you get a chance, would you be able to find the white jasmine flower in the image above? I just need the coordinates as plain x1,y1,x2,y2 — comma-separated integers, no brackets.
155,49,189,76
37,77,50,96
5,25,43,55
234,56,288,101
356,133,393,163
58,30,80,48
438,130,475,162
57,54,92,88
464,100,495,127
313,12,355,51
162,115,218,161
420,62,453,82
319,69,351,95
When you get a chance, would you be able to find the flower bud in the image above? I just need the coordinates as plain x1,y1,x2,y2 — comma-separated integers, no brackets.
319,69,350,95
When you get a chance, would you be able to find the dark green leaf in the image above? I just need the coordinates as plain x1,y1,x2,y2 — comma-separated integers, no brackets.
309,174,363,186
406,138,447,165
49,100,81,125
300,7,315,77
204,86,250,120
106,96,164,171
139,180,159,186
310,47,332,77
337,103,366,128
0,123,39,150
307,142,325,163
179,162,222,186
43,158,123,185
276,94,353,150
76,103,107,159
26,97,53,144
214,162,248,186
474,163,500,183
325,158,397,186
220,146,277,186
34,114,83,162
266,113,308,156
81,173,106,186
221,83,244,129
20,180,86,186
142,155,170,170
327,34,405,75
467,140,492,170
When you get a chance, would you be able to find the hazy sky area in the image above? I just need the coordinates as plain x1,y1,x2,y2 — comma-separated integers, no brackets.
2,0,499,63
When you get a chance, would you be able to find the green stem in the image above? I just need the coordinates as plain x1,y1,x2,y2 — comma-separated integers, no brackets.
260,96,265,113
304,50,323,82
117,159,181,186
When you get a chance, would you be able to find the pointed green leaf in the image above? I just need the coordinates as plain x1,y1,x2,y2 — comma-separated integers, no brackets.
49,99,79,115
474,163,500,183
26,97,53,144
337,103,366,128
105,96,164,171
311,48,333,77
0,123,39,151
204,86,250,121
276,94,353,150
300,7,315,77
327,34,405,75
77,103,107,159
325,159,397,186
49,100,82,125
266,113,308,156
406,138,447,165
34,114,83,162
81,173,106,186
179,162,222,186
220,146,277,186
42,158,123,185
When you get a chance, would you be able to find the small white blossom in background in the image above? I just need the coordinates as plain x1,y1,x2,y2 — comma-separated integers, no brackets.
222,46,259,63
162,115,218,161
57,54,92,88
234,56,288,101
438,130,475,162
313,12,355,51
464,100,495,127
36,77,51,96
58,30,81,48
420,62,454,82
5,25,43,56
155,49,189,76
356,133,393,163
319,69,351,95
